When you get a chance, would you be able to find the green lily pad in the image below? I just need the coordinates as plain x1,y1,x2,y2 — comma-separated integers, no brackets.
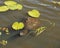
7,5,17,10
7,4,23,10
16,4,23,10
0,6,9,12
12,22,24,30
4,1,23,11
4,1,17,6
28,9,40,18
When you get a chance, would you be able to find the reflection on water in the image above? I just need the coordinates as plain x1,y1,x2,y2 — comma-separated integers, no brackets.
0,0,60,48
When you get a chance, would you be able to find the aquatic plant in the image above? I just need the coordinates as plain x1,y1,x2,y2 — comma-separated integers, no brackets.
7,4,23,10
28,9,40,18
7,5,17,10
16,4,23,10
0,1,23,12
4,1,17,6
0,6,9,12
12,22,24,30
4,1,23,10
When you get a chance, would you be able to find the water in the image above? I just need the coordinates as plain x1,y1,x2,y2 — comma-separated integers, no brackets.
0,0,60,48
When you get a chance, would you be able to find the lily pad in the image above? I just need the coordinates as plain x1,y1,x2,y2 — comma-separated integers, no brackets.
16,4,23,10
12,22,24,30
7,5,17,10
7,4,23,10
0,6,9,12
28,9,40,18
4,1,17,6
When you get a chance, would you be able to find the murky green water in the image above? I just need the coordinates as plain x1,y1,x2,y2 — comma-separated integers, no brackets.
0,0,60,48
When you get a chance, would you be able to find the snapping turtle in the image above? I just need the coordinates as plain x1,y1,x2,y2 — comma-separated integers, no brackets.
25,17,40,30
20,17,40,36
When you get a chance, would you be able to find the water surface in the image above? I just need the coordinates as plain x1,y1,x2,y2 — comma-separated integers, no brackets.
0,0,60,48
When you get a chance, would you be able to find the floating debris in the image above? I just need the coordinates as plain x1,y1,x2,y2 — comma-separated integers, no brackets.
5,28,9,33
2,27,7,31
52,1,60,5
0,27,10,35
0,40,7,46
6,32,10,35
5,28,10,35
28,9,40,18
0,6,9,12
20,30,28,36
12,22,24,30
35,26,47,36
52,1,57,4
0,32,2,35
57,2,60,5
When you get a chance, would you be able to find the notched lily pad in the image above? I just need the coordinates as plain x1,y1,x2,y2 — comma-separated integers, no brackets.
12,22,24,30
28,9,40,18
